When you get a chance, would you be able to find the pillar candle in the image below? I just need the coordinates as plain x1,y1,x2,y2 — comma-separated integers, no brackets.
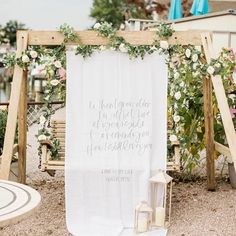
137,218,148,232
155,207,165,227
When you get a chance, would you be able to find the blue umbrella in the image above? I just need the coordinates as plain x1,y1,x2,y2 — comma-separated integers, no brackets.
168,0,183,20
191,0,209,15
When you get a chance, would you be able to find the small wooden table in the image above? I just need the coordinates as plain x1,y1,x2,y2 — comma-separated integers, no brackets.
0,180,41,228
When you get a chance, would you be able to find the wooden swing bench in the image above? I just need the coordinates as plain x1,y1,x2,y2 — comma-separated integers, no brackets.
40,120,181,173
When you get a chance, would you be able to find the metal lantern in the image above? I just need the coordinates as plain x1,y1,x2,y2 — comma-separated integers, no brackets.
134,201,153,233
149,170,173,228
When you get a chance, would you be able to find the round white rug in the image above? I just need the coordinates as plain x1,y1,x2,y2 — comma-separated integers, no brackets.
0,180,41,228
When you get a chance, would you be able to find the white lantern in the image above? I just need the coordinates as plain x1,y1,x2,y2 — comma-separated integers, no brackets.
149,170,173,228
134,201,153,233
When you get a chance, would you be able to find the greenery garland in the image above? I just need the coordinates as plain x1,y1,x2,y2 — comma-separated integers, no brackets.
3,22,236,173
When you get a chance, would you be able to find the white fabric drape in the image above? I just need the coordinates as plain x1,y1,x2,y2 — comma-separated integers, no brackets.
66,51,168,236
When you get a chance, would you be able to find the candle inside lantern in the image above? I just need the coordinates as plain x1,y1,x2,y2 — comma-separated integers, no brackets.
137,218,148,233
155,207,165,227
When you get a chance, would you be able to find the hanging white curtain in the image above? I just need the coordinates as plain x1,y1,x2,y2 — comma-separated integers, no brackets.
65,50,168,236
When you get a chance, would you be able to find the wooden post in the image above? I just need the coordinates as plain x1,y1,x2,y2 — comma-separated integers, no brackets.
0,31,28,180
18,69,27,184
203,77,216,190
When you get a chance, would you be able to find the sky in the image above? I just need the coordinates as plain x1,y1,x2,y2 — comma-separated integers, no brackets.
0,0,94,30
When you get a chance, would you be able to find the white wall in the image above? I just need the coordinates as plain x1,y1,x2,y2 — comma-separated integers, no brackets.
173,15,236,53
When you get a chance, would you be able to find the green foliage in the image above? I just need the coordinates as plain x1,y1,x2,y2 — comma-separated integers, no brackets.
3,22,236,174
156,22,174,40
0,110,7,155
59,24,81,44
1,20,26,46
90,0,148,28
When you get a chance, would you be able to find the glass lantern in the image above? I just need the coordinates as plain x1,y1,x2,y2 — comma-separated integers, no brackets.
134,201,153,233
149,170,173,228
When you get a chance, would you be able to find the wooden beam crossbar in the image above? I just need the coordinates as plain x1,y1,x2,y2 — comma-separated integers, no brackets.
27,30,203,46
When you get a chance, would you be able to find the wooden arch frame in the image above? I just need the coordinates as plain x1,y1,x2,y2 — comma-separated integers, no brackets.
0,29,236,191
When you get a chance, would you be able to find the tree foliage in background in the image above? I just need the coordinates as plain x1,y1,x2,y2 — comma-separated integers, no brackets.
90,0,195,26
90,0,148,28
0,20,26,46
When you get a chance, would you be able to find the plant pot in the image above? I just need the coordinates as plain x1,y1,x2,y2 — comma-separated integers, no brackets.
228,162,236,189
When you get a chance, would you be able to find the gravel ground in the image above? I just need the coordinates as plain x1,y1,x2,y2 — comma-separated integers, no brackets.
1,108,236,236
1,176,236,236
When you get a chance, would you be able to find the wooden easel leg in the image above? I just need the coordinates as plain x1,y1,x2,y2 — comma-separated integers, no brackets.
0,31,28,181
201,33,216,190
18,70,27,184
203,76,216,190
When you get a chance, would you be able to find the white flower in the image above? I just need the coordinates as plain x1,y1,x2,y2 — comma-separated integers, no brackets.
193,71,200,78
38,134,47,141
174,72,180,80
207,66,215,75
120,23,125,30
99,45,106,51
44,95,50,101
54,60,62,68
215,63,221,68
192,54,198,62
22,55,30,63
30,50,38,59
119,43,128,53
173,115,180,123
109,46,116,51
169,62,174,69
160,40,169,50
169,134,177,142
185,48,191,58
39,115,46,124
93,22,101,29
192,63,198,70
180,81,185,87
50,79,60,86
174,91,181,100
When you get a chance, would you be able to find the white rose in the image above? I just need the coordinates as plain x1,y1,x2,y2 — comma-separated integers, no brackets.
193,71,200,78
93,22,101,29
119,43,128,53
192,54,198,62
160,40,169,50
30,50,38,59
39,115,46,124
54,60,62,68
109,46,116,51
99,45,106,51
207,66,215,75
38,134,47,141
173,115,180,123
44,95,50,101
22,55,30,63
169,134,178,142
169,62,174,69
174,91,181,100
192,63,198,70
185,48,191,58
50,79,60,86
174,72,180,79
